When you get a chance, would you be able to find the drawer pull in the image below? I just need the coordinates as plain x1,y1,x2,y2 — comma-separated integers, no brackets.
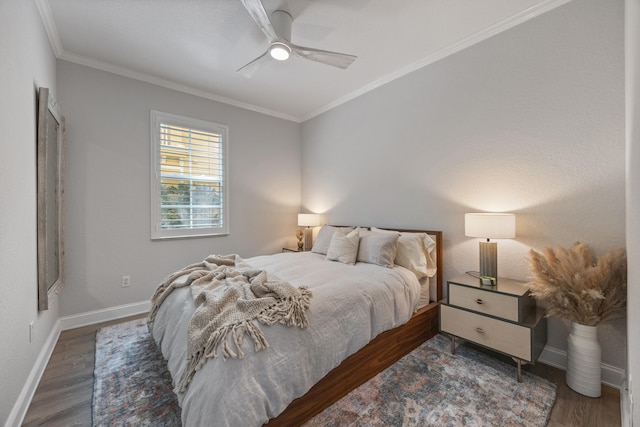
475,299,485,305
475,327,486,334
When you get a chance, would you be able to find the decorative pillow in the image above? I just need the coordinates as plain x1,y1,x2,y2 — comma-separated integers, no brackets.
357,229,399,268
326,228,360,265
423,233,437,278
372,227,437,278
312,225,354,255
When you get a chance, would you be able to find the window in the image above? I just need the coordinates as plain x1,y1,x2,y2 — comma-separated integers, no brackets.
150,111,228,239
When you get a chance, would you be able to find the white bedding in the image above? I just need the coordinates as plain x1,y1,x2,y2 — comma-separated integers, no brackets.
150,251,422,427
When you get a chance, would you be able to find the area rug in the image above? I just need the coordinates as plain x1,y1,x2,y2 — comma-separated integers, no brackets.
93,319,557,427
92,318,181,426
303,334,557,427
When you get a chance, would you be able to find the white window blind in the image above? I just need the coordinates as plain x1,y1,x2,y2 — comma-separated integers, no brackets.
150,111,228,239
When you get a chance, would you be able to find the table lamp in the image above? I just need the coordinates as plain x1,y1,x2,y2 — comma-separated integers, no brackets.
465,213,516,285
298,214,320,251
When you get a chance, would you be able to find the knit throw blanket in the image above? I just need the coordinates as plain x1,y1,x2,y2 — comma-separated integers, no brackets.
148,254,312,393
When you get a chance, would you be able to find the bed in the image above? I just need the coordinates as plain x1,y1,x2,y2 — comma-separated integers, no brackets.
149,226,443,427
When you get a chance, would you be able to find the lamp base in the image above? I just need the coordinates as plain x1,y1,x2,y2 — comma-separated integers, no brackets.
479,241,498,283
296,229,303,251
303,227,314,251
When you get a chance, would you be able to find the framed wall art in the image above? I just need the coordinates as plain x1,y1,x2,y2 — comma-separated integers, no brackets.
37,87,65,311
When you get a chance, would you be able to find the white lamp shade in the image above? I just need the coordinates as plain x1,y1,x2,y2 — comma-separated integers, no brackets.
298,213,321,227
465,213,516,239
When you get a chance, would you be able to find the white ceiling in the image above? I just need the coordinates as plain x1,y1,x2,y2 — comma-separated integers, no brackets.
38,0,568,122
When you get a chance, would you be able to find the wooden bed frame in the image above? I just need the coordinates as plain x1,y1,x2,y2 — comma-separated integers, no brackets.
265,229,443,426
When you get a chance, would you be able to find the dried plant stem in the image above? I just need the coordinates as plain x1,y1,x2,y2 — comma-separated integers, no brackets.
527,243,626,326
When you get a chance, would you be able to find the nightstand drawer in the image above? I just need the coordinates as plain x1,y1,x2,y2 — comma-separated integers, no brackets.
441,304,532,361
449,283,522,321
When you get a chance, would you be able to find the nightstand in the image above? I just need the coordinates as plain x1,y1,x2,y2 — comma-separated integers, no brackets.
440,274,547,382
282,248,302,253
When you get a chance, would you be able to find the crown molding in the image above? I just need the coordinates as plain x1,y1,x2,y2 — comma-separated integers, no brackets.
35,0,300,122
300,0,572,122
56,50,301,122
35,0,63,56
36,0,570,124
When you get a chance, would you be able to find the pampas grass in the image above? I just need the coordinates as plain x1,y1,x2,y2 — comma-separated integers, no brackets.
527,243,626,326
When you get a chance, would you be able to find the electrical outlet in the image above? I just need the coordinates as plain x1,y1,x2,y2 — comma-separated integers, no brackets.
29,321,34,343
122,275,131,287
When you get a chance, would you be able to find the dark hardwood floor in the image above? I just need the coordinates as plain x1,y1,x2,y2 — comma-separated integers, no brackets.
23,316,621,426
22,314,146,427
529,362,621,427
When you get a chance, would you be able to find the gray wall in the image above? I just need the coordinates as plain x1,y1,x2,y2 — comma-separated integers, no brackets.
301,0,626,370
625,0,640,422
56,61,302,316
2,0,632,422
0,1,59,423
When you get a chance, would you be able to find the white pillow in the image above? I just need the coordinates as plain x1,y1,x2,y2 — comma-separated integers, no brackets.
326,228,360,265
423,233,437,278
357,229,399,268
312,225,354,255
372,227,437,278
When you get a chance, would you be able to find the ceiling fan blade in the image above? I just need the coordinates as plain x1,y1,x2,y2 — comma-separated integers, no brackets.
236,49,271,78
290,43,357,69
239,0,279,43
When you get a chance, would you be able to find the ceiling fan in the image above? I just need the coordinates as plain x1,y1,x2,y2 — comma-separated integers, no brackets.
237,0,357,77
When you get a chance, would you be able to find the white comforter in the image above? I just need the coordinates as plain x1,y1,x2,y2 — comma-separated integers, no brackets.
150,252,421,427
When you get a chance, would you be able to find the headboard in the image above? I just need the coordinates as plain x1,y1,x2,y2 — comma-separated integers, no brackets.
332,226,443,303
379,227,443,303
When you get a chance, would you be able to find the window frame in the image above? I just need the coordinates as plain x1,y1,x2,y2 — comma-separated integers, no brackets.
150,110,229,240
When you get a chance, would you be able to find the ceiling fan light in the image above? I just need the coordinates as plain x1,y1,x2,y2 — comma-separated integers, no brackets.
270,42,291,61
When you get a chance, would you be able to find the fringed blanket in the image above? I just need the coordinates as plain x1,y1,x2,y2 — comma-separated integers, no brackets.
148,254,312,392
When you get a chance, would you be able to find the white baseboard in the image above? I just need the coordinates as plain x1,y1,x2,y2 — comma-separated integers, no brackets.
539,345,625,390
7,305,625,427
5,301,150,427
4,319,61,427
59,300,150,331
620,378,632,427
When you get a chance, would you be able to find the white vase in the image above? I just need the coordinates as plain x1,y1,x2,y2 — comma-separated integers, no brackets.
566,322,601,397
